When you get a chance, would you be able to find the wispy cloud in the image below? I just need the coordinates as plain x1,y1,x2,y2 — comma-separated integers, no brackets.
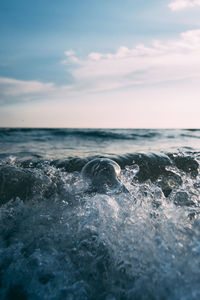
0,78,54,99
62,50,79,64
63,29,200,92
0,76,79,104
1,29,200,105
168,0,200,11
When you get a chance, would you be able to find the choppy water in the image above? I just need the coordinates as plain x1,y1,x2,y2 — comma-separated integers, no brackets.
0,128,200,300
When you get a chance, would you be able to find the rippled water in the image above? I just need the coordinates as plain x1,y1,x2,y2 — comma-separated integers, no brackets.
0,128,200,299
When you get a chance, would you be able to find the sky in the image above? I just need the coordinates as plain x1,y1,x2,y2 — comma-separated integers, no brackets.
0,0,200,128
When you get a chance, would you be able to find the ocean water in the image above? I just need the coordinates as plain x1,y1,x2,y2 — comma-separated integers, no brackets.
0,128,200,300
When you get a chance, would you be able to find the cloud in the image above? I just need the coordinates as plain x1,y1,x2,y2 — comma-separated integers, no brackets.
1,29,200,105
168,0,200,11
63,29,200,92
0,78,54,96
64,50,75,57
0,77,56,104
62,50,79,64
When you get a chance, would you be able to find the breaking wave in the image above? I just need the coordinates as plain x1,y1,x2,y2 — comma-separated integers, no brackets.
0,149,200,299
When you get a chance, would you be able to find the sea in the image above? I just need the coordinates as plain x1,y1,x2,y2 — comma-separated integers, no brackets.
0,128,200,300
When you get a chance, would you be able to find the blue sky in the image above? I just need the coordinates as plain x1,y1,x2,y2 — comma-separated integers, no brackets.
1,0,200,127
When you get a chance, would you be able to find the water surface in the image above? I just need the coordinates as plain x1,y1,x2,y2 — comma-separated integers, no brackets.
0,128,200,300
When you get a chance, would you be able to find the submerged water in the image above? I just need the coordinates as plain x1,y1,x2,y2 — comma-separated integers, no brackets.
0,128,200,300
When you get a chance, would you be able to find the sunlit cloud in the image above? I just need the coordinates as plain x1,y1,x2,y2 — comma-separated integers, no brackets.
168,0,200,11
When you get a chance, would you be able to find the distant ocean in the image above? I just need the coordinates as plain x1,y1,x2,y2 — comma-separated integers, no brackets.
0,128,200,300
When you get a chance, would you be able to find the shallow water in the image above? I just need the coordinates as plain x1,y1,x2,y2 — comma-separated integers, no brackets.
0,128,200,299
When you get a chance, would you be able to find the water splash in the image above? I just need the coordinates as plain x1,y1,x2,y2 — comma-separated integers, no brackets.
0,150,200,299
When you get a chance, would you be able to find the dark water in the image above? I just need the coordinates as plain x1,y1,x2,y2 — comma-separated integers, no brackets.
0,128,200,300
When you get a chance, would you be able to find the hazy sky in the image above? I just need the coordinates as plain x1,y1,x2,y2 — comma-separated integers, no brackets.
0,0,200,128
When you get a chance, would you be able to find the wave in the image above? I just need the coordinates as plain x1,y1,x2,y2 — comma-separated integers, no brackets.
0,151,199,204
50,129,160,140
0,150,200,299
0,128,162,140
181,133,200,139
